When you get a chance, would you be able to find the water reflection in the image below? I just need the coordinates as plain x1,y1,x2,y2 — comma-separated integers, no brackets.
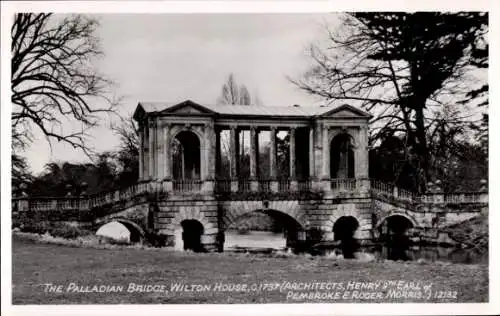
372,244,488,264
224,230,487,264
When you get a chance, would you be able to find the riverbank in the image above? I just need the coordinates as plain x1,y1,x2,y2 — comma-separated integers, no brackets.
12,234,488,304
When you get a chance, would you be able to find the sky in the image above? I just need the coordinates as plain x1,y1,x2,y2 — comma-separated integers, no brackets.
22,13,337,174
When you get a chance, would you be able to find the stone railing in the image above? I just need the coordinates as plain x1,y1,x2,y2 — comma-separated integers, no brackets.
297,180,311,192
330,178,357,191
369,179,487,204
12,178,488,214
278,179,290,192
172,179,203,193
259,179,272,192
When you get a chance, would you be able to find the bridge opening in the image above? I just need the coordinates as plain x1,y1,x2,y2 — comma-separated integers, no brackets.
173,131,201,180
330,132,355,178
224,209,304,252
333,216,359,259
96,220,142,243
181,219,204,252
378,215,414,261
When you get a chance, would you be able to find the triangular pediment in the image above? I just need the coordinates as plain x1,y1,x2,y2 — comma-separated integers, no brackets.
161,100,215,115
319,104,372,119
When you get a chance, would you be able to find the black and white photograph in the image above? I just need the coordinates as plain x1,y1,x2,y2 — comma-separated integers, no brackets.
1,1,497,315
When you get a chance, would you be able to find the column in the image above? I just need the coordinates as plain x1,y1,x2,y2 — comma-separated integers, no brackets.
249,126,259,192
163,124,171,179
322,124,330,179
249,126,257,179
163,123,172,192
215,128,221,179
358,125,369,178
202,123,214,193
270,126,278,192
289,127,296,179
357,125,370,194
203,124,211,180
148,118,155,180
321,123,331,193
229,125,238,179
269,126,277,179
156,118,163,180
229,125,238,192
289,127,298,191
138,121,144,180
309,125,315,178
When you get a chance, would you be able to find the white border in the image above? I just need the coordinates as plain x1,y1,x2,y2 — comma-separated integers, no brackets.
1,1,499,315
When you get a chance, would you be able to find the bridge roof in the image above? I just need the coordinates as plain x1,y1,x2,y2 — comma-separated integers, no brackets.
134,100,372,120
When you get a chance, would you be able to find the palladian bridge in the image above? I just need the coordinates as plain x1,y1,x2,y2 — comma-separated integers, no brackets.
12,100,488,252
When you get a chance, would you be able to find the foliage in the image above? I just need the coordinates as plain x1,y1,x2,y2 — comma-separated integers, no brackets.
18,220,92,239
24,116,140,196
292,12,488,192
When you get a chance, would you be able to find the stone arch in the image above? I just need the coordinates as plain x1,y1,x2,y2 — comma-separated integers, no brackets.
222,200,307,251
168,205,217,234
324,204,364,239
222,200,306,230
375,212,418,230
332,215,360,259
333,216,359,240
167,205,217,251
328,129,358,149
169,125,205,151
170,129,203,180
97,217,146,243
329,131,356,178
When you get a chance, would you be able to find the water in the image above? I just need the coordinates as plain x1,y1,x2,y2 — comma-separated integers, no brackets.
224,230,286,251
223,230,487,264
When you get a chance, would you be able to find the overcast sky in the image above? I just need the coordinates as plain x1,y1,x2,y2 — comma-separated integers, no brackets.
22,13,337,174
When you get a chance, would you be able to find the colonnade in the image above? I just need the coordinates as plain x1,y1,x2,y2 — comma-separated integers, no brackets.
137,117,369,193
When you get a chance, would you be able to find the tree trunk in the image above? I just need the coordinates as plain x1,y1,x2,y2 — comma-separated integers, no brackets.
414,108,430,193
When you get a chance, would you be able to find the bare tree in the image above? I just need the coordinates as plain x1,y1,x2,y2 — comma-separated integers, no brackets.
216,74,254,176
291,12,487,191
11,13,118,157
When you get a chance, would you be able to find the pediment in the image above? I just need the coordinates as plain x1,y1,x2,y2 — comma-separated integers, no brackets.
171,105,204,114
161,100,215,115
319,104,372,119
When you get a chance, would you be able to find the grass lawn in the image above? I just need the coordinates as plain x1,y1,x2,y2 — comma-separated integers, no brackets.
12,235,488,304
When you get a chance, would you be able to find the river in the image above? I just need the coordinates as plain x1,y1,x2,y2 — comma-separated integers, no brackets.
223,230,487,264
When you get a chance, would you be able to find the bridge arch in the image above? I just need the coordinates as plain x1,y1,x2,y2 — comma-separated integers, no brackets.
96,217,146,243
222,200,307,230
375,212,418,231
325,204,363,239
222,200,307,250
168,205,217,251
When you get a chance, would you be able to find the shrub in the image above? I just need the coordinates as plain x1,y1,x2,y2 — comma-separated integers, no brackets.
20,220,49,235
19,220,91,239
47,224,92,239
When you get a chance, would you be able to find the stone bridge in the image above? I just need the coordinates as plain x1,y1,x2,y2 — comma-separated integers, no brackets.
12,100,488,252
12,178,488,252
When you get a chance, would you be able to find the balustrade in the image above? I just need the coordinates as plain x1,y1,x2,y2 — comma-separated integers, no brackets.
238,179,251,192
370,179,394,196
330,178,357,191
278,179,290,192
12,178,488,214
297,180,311,192
173,179,202,192
259,179,272,193
215,179,231,193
